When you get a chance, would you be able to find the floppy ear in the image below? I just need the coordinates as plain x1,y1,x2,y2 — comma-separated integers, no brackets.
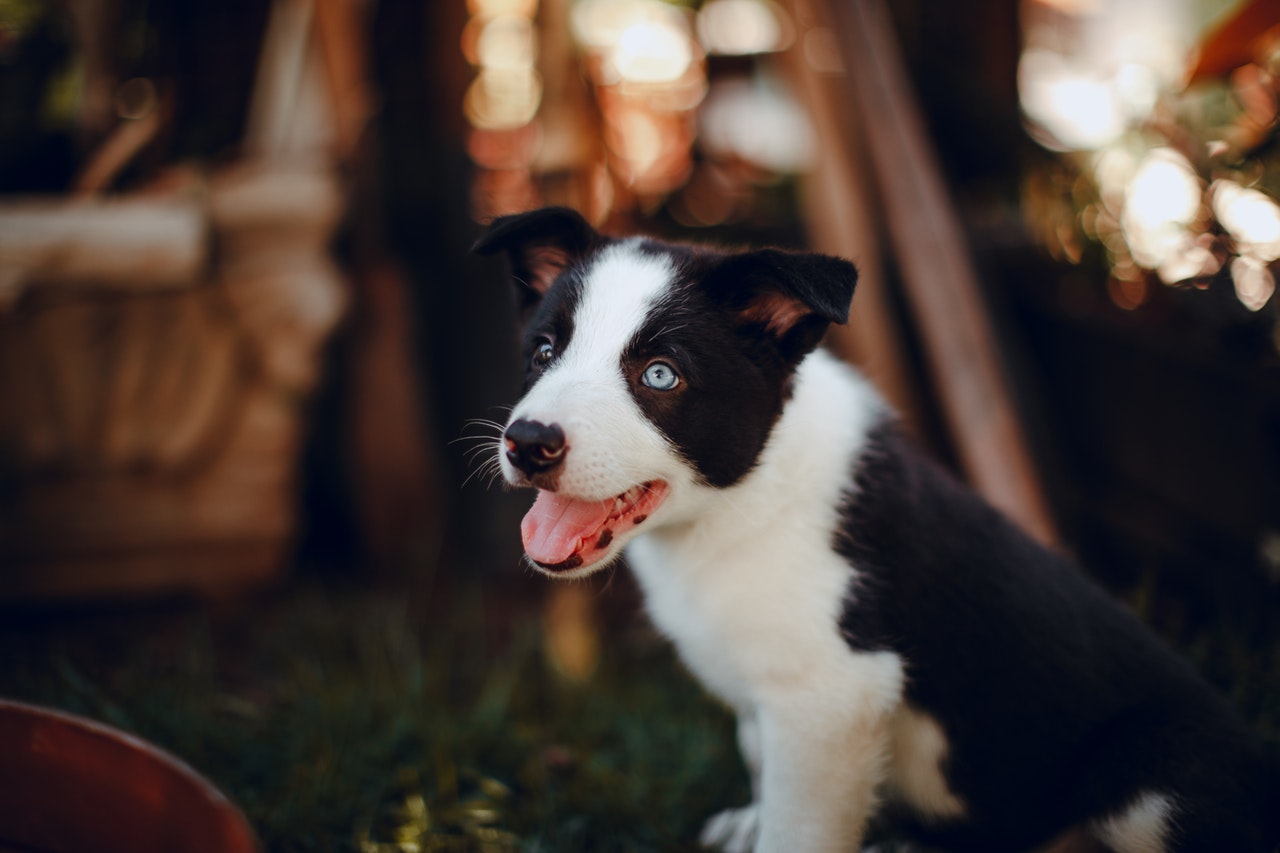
706,249,858,364
472,207,599,314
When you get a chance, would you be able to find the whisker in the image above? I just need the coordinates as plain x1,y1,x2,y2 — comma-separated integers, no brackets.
455,415,508,490
483,464,506,489
457,433,503,446
463,445,501,464
451,418,508,447
461,453,504,490
458,417,507,434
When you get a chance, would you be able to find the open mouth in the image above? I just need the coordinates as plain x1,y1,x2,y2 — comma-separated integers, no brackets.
521,480,669,573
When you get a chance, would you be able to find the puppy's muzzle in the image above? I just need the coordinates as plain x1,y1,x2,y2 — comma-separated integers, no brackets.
504,418,567,479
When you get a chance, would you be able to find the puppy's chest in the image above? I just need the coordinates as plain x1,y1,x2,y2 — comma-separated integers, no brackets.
626,523,863,710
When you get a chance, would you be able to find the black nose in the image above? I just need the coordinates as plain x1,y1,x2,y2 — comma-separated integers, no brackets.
504,418,567,476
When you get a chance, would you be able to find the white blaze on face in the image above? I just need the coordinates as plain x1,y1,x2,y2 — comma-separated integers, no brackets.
502,241,689,574
560,241,677,387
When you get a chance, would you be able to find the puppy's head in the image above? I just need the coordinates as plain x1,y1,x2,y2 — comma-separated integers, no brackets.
474,207,857,578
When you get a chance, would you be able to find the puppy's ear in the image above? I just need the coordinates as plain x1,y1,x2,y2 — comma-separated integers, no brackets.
472,207,599,313
707,249,857,364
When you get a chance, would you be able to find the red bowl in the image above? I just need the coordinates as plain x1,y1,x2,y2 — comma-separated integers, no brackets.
0,699,258,853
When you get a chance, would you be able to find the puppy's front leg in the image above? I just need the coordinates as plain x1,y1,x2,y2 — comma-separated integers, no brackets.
737,712,763,802
701,712,764,852
755,700,891,853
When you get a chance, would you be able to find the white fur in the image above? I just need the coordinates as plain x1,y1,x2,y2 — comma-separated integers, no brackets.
1090,791,1177,853
628,350,906,851
886,706,967,822
701,804,761,853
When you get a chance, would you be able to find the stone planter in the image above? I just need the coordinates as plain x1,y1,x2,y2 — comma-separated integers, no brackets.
0,163,346,599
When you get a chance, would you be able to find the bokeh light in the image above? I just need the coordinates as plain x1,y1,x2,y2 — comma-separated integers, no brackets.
697,0,791,57
1121,148,1208,284
1018,0,1193,151
464,0,815,221
700,76,814,174
1213,180,1280,264
1020,0,1280,323
1019,48,1127,151
609,18,693,84
468,0,538,17
571,0,686,54
1231,255,1277,312
464,69,543,131
474,15,538,73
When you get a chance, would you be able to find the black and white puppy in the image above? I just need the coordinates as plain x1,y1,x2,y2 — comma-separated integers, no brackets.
474,207,1277,853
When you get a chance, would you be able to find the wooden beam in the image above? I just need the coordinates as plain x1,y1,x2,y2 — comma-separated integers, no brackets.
781,0,926,436
823,0,1059,546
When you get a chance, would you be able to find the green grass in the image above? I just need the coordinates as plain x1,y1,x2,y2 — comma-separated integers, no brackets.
0,580,749,852
3,568,1278,853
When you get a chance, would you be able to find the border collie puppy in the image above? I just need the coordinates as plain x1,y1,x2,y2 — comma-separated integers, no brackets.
473,207,1276,853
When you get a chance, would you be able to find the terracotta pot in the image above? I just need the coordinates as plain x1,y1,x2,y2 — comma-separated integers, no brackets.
0,699,258,853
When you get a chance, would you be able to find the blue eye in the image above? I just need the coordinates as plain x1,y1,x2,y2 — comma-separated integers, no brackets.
641,361,679,390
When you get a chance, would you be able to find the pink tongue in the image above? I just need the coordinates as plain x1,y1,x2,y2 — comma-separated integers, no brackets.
521,490,614,565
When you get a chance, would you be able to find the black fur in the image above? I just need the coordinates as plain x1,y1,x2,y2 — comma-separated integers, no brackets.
613,244,793,488
518,265,587,393
472,206,599,317
838,422,1278,852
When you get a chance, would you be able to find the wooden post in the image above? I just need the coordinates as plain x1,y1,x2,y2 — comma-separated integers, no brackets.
821,0,1059,546
781,0,926,434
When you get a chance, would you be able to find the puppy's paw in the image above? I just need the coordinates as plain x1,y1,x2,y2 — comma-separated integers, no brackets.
700,804,760,852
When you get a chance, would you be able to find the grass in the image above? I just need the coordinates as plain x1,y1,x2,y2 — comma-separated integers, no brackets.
0,578,749,852
3,565,1278,852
